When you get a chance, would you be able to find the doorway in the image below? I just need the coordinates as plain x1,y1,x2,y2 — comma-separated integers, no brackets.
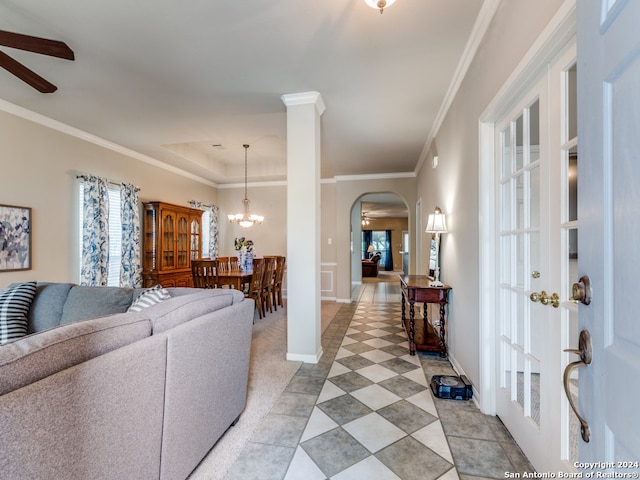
478,12,579,472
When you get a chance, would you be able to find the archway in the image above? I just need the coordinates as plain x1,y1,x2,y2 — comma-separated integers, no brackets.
350,192,410,297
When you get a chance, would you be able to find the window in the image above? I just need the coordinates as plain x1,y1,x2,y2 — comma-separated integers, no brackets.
201,209,211,258
78,183,122,286
362,230,391,265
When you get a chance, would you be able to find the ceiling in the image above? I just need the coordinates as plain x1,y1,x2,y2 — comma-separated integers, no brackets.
361,193,409,218
0,0,484,185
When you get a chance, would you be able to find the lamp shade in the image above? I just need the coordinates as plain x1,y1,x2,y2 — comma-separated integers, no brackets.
367,245,375,253
425,212,447,234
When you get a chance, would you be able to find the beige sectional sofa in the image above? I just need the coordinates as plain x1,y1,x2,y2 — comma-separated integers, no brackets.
0,283,254,480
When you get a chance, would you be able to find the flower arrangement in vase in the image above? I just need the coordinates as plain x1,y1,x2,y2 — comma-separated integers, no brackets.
234,237,255,271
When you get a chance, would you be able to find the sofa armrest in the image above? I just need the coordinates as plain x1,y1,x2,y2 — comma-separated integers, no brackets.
159,298,255,480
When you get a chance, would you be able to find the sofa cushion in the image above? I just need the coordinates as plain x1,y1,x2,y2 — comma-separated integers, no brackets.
128,285,171,312
27,282,74,333
147,289,243,334
0,281,37,345
60,286,135,325
0,312,152,395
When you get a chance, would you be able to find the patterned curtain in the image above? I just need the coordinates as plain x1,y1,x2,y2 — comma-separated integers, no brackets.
209,205,219,258
120,183,142,287
80,175,109,286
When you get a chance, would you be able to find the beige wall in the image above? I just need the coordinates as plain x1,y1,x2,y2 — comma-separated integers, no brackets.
0,108,217,288
217,184,287,258
417,0,565,388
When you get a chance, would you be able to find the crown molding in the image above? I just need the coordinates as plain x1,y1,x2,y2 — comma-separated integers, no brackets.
217,180,288,189
0,98,218,188
415,0,502,175
281,91,326,115
334,171,416,182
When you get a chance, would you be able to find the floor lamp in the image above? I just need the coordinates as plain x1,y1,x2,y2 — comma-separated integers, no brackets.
425,207,448,287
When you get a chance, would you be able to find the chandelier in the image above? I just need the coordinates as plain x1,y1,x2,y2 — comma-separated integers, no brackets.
227,144,264,228
361,213,371,226
364,0,397,14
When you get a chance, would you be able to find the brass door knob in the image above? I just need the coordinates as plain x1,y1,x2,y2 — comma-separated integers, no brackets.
530,290,560,308
541,291,560,308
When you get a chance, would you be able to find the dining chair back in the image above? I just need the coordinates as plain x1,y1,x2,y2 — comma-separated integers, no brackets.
247,260,265,319
272,256,286,309
191,259,218,289
261,257,276,315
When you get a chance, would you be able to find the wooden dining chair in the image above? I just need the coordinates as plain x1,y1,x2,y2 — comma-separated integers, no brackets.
229,257,240,271
261,257,276,315
191,259,218,289
246,260,265,319
271,256,286,310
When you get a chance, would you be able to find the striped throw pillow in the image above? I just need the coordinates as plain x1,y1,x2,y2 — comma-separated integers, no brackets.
0,281,37,345
128,285,171,312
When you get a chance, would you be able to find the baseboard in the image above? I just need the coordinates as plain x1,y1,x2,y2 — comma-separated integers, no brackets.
286,346,324,364
448,351,482,411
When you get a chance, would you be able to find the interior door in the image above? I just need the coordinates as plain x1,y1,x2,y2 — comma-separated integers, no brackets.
496,78,554,470
576,0,640,468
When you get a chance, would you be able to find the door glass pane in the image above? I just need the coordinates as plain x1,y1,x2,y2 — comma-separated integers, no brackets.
515,115,524,170
516,352,526,411
502,182,512,229
530,166,540,228
567,64,577,141
502,340,513,394
531,360,541,426
516,292,525,347
516,233,525,288
530,99,540,163
516,174,525,229
500,235,511,284
501,289,513,339
502,127,512,177
568,146,578,222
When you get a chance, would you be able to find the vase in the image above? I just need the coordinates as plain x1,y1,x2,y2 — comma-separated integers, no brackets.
237,251,254,271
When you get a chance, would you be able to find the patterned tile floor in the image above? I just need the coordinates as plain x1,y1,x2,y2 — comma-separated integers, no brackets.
225,280,534,480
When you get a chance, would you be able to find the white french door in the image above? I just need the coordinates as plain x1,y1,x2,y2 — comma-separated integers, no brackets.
496,78,553,470
495,43,580,472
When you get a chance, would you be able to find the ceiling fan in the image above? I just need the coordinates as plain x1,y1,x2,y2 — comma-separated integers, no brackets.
0,30,74,93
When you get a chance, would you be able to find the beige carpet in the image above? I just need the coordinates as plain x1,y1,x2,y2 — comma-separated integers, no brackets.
188,300,341,480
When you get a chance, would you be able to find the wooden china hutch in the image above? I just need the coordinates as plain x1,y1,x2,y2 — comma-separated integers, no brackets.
142,202,202,288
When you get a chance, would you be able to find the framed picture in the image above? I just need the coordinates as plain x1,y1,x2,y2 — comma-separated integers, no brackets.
0,204,32,271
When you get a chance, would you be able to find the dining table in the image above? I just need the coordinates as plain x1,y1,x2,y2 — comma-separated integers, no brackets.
217,270,253,290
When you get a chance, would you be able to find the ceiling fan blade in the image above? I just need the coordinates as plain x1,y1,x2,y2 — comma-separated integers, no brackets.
0,30,74,61
0,50,57,93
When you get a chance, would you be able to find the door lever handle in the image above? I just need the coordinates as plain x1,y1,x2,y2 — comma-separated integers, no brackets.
563,329,592,443
569,276,591,305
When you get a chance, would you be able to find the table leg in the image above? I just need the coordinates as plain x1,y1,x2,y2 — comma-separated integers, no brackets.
438,303,446,357
401,291,406,328
409,300,416,355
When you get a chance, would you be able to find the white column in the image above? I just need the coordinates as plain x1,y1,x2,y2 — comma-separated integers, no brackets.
281,91,325,363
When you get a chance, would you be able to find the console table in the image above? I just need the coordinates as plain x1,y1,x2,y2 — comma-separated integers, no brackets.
399,275,451,357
